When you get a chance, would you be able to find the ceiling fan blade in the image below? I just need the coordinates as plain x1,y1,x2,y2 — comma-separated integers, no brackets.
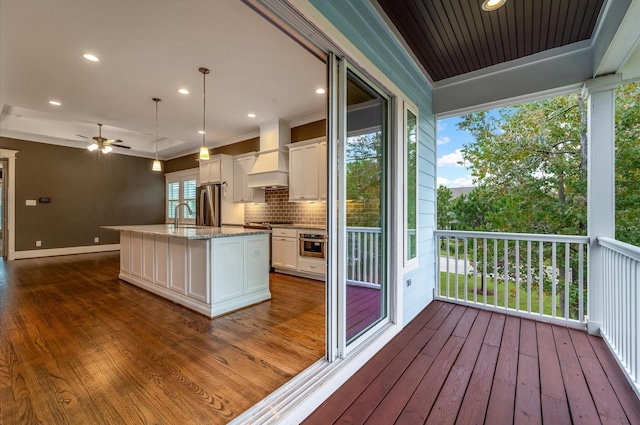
112,144,131,149
76,134,89,139
107,139,125,144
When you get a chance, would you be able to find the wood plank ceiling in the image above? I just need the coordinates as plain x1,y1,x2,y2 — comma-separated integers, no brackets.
376,0,605,82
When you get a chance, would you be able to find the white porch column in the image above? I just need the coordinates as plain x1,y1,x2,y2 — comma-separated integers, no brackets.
582,74,621,335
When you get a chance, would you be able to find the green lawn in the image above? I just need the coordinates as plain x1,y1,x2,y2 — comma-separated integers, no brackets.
439,271,563,317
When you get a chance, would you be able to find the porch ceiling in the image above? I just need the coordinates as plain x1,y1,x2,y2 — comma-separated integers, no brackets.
376,0,604,83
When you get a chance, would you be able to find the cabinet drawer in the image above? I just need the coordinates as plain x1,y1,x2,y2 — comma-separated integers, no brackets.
272,228,297,238
298,257,325,275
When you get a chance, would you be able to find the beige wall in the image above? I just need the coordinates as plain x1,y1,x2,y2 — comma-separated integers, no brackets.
1,137,165,252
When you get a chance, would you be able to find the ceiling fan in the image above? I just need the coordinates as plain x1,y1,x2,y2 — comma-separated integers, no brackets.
79,123,131,153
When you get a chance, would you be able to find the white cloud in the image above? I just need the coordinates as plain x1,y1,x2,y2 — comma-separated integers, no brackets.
437,176,475,188
437,136,451,145
437,149,467,167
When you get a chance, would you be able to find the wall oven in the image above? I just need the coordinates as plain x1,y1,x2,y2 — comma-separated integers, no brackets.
299,233,326,259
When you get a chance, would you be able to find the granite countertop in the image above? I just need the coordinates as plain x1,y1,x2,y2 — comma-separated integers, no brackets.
270,224,326,230
103,224,270,240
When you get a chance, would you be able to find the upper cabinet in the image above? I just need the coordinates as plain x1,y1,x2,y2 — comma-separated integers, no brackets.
234,154,265,203
319,141,327,200
288,139,326,201
199,155,234,184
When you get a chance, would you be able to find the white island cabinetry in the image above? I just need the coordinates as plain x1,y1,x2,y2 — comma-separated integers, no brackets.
111,225,270,318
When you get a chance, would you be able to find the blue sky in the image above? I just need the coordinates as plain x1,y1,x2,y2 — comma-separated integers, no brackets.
436,116,475,188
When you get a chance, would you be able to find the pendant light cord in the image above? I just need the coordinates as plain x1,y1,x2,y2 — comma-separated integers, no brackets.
199,67,210,153
155,98,159,160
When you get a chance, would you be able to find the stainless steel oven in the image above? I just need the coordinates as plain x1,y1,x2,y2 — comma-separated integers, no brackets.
299,233,326,259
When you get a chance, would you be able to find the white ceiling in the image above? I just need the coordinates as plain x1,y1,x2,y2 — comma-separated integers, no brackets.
0,0,327,159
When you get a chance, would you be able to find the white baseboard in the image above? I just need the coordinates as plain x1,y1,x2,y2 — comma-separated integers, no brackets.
13,244,120,259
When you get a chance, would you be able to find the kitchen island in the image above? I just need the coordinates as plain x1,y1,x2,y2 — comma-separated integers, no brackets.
103,225,271,318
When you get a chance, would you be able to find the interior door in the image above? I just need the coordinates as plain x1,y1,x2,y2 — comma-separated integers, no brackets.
327,54,391,358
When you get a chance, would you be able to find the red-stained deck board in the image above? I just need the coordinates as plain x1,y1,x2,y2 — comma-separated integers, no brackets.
303,301,640,424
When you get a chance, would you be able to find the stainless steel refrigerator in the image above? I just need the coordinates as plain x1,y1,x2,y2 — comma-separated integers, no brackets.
196,184,221,227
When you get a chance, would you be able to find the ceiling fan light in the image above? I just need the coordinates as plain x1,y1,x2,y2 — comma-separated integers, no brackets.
152,159,162,171
102,145,113,154
88,143,99,151
199,145,210,160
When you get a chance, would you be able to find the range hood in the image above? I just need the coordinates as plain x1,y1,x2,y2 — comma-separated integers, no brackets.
247,119,291,189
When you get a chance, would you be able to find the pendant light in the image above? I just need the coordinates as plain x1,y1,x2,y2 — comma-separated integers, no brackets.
152,97,162,171
198,67,210,160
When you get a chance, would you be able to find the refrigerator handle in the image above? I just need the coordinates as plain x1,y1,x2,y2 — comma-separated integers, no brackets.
198,187,206,226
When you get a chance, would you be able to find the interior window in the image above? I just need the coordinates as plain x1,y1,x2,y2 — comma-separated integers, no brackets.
165,170,198,223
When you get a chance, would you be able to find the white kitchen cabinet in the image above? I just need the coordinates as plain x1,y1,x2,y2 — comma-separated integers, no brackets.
289,143,318,201
233,154,265,203
271,228,298,270
319,141,327,200
199,156,221,184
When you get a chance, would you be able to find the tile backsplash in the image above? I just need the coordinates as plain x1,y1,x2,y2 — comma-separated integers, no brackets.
244,188,326,226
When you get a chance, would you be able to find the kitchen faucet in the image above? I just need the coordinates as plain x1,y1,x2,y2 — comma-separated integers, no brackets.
174,202,193,228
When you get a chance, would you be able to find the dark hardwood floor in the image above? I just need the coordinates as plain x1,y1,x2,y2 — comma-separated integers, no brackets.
304,300,640,425
0,252,325,424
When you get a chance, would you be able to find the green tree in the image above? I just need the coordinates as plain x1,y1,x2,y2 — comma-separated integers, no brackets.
437,185,453,229
615,82,640,246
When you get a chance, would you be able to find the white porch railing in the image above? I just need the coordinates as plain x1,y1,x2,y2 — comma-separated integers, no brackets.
435,230,589,326
598,236,640,394
346,227,381,287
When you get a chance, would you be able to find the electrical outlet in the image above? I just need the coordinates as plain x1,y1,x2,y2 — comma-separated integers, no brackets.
26,200,37,206
406,279,412,287
36,240,42,247
94,237,99,243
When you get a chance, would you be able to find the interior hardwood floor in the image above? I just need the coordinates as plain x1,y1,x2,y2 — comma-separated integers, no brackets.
0,252,325,424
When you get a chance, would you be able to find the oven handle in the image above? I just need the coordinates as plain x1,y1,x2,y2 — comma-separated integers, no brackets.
299,237,327,242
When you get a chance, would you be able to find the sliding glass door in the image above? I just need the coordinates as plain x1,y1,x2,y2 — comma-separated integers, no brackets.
327,54,390,357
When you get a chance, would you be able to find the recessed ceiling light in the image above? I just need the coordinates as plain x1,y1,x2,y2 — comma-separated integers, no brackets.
482,0,507,11
178,88,189,95
83,53,99,62
49,100,61,106
248,113,256,118
315,88,326,94
198,130,205,135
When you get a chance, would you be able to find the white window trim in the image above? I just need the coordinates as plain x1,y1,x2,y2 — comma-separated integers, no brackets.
165,168,199,224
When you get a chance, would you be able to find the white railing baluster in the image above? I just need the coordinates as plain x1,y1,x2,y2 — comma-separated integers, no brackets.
564,243,570,319
515,241,520,312
473,238,478,304
464,238,468,302
527,240,532,314
493,238,498,308
578,243,584,321
552,242,557,318
483,238,488,306
504,239,509,309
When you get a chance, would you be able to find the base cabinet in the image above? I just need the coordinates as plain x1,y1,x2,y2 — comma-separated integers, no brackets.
118,231,270,317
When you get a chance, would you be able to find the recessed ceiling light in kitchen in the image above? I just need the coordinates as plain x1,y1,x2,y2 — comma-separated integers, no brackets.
49,100,61,106
178,88,189,95
198,130,205,135
481,0,507,11
83,53,99,62
248,113,256,118
315,88,326,94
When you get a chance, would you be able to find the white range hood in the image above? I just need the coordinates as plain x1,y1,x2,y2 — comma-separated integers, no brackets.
247,119,291,189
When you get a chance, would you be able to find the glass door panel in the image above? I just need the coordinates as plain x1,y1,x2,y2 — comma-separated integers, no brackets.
344,69,388,345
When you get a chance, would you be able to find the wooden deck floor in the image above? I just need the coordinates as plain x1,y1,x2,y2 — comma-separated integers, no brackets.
304,300,640,425
0,252,325,424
